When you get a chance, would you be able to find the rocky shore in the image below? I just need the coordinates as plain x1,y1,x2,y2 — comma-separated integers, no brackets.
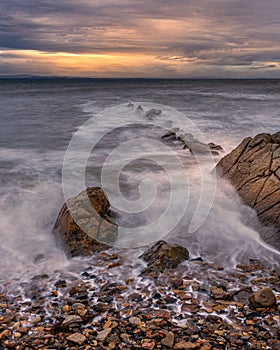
1,132,280,349
1,247,280,350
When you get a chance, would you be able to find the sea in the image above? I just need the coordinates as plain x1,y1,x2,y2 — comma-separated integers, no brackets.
0,78,280,282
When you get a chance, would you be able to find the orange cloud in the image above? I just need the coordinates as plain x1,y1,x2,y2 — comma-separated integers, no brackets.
0,49,190,77
0,48,279,78
1,0,280,77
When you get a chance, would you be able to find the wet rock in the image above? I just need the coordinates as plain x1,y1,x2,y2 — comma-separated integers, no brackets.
13,332,21,338
163,296,177,304
161,331,175,348
146,318,164,329
233,286,252,303
129,316,141,325
2,229,280,350
72,303,87,318
61,315,82,327
182,136,219,155
210,286,232,301
246,311,262,319
69,283,88,300
97,327,112,341
31,274,49,281
174,340,199,349
120,333,131,344
53,187,118,257
161,128,180,141
108,334,121,345
136,105,143,112
98,295,114,304
216,133,280,237
142,339,156,349
67,332,86,345
16,327,28,334
171,278,184,288
161,130,223,155
140,240,189,274
208,142,224,152
3,341,17,349
145,108,161,120
129,293,143,302
0,329,10,339
54,279,67,288
249,287,277,308
62,305,71,313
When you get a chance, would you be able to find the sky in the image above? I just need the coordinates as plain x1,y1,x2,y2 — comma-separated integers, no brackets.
1,0,280,78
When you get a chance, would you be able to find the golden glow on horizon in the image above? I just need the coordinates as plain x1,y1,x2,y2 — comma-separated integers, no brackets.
0,49,185,77
0,49,279,78
1,1,280,78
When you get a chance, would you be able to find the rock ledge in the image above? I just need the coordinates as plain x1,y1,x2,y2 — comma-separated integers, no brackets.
216,132,280,234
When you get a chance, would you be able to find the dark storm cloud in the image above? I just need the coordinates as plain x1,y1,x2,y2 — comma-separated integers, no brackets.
0,0,280,76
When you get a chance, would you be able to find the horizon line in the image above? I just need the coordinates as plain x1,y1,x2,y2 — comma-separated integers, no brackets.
0,75,280,81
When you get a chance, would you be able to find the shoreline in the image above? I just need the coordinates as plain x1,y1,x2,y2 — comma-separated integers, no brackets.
1,250,279,349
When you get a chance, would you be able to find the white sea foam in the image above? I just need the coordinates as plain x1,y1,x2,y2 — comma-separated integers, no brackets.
0,80,279,280
0,148,68,279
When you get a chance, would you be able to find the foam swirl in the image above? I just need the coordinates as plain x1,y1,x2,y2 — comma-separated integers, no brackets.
62,102,217,248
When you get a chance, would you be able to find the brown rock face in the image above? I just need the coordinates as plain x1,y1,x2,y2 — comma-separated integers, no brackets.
140,240,189,274
216,132,280,232
53,187,118,257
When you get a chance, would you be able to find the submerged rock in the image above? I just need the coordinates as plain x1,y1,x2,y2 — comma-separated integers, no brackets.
145,108,162,120
140,240,189,274
53,187,118,257
161,128,180,141
210,286,232,301
136,104,144,112
161,130,224,155
208,142,224,152
216,132,280,234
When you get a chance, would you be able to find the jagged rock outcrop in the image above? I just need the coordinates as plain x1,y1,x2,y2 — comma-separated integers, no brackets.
53,187,118,257
161,129,224,155
140,240,189,275
216,133,280,232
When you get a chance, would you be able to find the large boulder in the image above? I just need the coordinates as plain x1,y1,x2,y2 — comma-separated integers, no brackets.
249,287,277,308
140,240,189,274
53,187,118,257
216,132,280,232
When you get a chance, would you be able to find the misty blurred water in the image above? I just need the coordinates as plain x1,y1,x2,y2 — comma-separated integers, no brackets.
0,78,279,279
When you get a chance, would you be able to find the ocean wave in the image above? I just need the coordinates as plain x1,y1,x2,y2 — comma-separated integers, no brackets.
193,91,278,101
